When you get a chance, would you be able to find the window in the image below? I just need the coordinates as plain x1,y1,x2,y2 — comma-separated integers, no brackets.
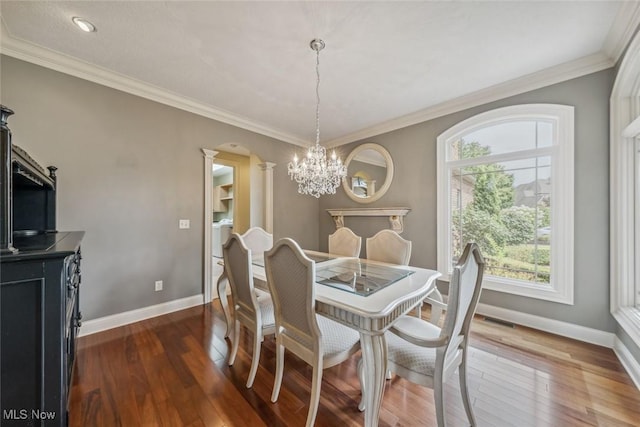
437,104,574,304
611,27,640,348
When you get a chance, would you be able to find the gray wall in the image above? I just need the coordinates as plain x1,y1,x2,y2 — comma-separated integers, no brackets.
0,55,320,320
0,55,620,336
320,69,616,333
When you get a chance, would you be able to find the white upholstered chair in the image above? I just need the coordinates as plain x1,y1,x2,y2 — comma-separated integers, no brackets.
223,233,276,388
328,227,362,257
366,229,412,265
241,226,274,300
242,226,273,254
366,229,421,314
219,227,273,338
383,242,485,427
264,238,363,427
366,229,444,322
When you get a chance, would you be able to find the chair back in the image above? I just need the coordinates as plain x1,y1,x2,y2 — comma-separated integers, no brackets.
265,238,321,357
366,229,412,265
223,233,259,323
241,226,273,254
328,227,362,257
440,242,485,362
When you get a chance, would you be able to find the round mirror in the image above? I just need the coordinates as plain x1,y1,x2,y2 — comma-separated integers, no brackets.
342,143,394,203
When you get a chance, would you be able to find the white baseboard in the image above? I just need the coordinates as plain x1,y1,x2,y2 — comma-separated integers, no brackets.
475,302,616,348
613,337,640,390
79,294,204,337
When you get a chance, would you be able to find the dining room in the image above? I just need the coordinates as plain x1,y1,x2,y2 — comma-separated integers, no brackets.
2,1,640,426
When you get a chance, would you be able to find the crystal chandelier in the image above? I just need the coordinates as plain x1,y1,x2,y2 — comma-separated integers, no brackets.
288,39,347,198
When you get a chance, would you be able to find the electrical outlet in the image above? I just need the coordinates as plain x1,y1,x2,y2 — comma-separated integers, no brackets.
179,219,190,229
155,280,163,291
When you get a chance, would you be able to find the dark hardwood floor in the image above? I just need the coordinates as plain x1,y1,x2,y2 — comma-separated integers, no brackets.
69,301,640,426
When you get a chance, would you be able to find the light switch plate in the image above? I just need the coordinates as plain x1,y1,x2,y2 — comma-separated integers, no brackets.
179,219,190,229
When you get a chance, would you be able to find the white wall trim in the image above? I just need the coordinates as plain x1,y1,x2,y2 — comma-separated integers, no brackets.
475,302,615,348
613,337,640,390
0,19,615,150
78,294,204,337
602,1,640,62
328,53,613,147
0,20,306,147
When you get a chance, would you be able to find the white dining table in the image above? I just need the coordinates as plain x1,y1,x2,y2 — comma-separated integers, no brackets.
216,250,441,427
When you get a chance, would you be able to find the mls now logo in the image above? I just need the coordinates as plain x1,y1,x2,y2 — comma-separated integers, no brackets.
3,409,56,420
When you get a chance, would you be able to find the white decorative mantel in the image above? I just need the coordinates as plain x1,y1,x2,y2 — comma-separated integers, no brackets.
327,207,411,233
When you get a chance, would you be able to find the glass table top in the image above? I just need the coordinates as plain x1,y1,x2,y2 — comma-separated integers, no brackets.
251,251,336,268
251,252,414,297
315,259,414,296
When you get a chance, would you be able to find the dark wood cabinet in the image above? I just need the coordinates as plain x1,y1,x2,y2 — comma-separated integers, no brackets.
1,232,84,426
0,105,82,426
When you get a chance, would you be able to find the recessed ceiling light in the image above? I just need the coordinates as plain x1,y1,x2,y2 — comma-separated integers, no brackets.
72,17,96,33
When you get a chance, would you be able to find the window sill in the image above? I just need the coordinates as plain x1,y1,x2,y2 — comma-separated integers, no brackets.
439,273,573,304
613,307,640,349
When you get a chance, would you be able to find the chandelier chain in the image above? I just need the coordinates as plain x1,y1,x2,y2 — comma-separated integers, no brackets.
315,47,321,146
287,39,347,198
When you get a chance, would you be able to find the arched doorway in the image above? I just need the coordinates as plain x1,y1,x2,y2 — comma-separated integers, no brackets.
201,145,275,302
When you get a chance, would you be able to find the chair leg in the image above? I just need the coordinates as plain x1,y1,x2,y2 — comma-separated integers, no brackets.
216,271,233,338
357,358,365,412
306,356,323,427
271,338,285,402
459,353,477,426
434,371,446,427
229,319,240,366
246,329,262,388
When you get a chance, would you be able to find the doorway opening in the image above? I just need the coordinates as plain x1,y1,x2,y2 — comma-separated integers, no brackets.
212,163,234,259
201,145,275,303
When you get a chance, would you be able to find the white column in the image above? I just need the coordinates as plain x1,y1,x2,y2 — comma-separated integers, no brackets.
259,162,276,233
202,149,217,303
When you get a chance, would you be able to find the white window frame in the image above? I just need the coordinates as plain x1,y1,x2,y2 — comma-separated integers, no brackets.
437,104,575,304
636,137,640,309
611,25,640,347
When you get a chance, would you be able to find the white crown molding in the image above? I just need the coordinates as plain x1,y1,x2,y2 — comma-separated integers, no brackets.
0,19,308,147
78,294,203,337
475,302,615,348
0,15,625,150
603,1,640,63
327,52,614,147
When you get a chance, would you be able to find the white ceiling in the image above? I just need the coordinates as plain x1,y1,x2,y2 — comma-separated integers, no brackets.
0,1,638,147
